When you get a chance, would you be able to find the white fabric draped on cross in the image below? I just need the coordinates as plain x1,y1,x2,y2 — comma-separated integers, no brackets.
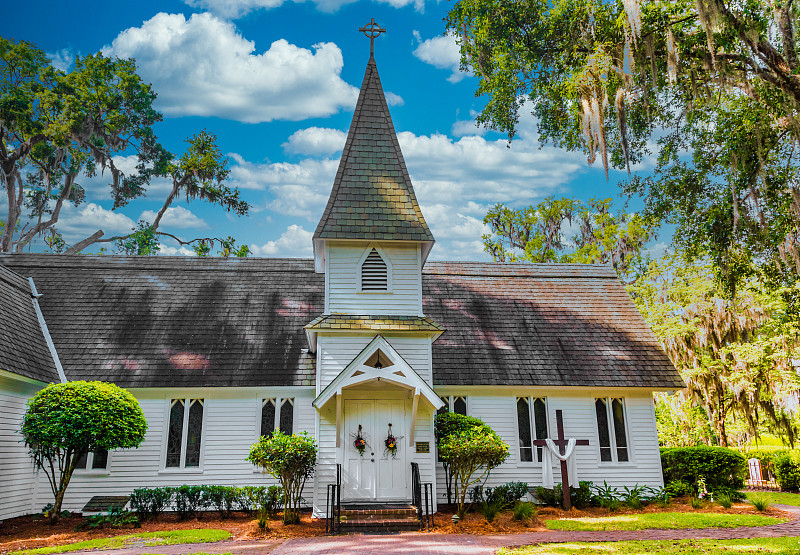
540,438,579,488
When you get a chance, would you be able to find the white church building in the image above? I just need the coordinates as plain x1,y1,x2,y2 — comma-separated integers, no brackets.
0,49,684,523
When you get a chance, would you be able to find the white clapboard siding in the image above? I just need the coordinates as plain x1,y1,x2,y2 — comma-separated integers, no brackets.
41,390,317,513
317,335,432,391
327,243,421,316
0,376,45,520
434,393,663,504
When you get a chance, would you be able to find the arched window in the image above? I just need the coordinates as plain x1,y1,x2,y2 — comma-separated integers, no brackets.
361,248,388,291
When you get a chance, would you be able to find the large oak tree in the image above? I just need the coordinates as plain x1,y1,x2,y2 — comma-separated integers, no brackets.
1,38,248,254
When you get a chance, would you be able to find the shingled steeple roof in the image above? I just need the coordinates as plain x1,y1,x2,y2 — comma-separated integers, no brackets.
313,56,434,246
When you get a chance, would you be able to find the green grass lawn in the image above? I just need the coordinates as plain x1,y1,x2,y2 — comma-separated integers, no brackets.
746,491,800,506
544,512,785,531
15,529,232,555
499,537,800,554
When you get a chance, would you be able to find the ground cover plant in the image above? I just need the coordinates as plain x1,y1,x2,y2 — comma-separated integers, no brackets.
498,537,800,555
544,512,785,531
15,529,230,555
745,491,800,506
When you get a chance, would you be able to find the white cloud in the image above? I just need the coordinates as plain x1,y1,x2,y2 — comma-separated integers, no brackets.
103,12,358,123
250,224,313,256
385,92,404,107
227,153,338,219
452,119,487,137
140,206,208,229
158,244,197,256
184,0,424,19
412,31,467,83
48,49,73,72
56,203,136,242
283,127,346,156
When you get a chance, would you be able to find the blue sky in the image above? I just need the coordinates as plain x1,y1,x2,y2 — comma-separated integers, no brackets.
3,0,657,259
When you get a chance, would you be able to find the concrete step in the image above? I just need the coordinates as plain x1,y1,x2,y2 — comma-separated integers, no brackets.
337,503,421,533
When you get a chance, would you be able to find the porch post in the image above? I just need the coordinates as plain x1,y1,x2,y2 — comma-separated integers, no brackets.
336,391,342,448
409,388,419,446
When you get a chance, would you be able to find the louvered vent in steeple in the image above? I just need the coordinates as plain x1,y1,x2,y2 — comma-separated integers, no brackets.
361,249,388,291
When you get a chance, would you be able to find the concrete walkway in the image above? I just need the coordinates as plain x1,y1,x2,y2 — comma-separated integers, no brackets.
67,504,800,555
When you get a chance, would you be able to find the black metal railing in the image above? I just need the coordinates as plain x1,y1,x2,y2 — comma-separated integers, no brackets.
325,463,341,533
411,462,433,529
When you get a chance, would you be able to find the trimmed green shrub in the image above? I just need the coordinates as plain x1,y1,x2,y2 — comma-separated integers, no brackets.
129,487,173,521
470,482,529,505
201,485,242,519
435,413,495,505
174,485,207,520
247,431,316,525
773,450,800,491
661,447,746,493
21,381,148,523
438,424,509,518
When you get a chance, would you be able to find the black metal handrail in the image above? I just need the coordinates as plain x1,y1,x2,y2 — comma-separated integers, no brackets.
325,463,341,534
411,462,433,529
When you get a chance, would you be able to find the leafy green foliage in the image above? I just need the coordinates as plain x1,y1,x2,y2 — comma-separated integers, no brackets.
174,485,207,520
446,0,800,298
716,493,733,509
630,254,800,446
129,487,173,521
21,381,147,523
511,501,537,524
665,479,695,498
434,412,494,504
193,236,250,258
773,450,800,491
439,423,509,518
242,485,284,528
115,221,160,255
483,197,654,282
246,431,316,525
749,493,771,512
0,38,249,254
661,447,746,495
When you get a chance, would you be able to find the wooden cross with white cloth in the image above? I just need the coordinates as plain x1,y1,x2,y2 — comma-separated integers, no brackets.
533,409,590,510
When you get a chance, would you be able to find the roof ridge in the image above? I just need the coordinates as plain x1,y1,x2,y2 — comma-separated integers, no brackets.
313,57,434,244
0,263,33,294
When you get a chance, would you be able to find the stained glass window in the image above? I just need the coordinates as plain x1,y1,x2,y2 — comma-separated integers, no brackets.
91,449,109,469
166,399,185,468
517,398,533,462
185,399,203,467
280,398,294,435
437,396,449,417
612,399,629,462
453,396,467,415
533,398,548,462
595,399,612,462
75,452,89,469
261,399,276,438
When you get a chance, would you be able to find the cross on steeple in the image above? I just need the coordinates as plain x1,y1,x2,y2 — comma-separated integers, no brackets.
533,409,590,510
359,18,386,57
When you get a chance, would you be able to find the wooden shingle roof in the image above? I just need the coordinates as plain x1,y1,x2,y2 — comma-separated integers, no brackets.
313,57,434,243
0,255,683,390
305,314,444,332
0,265,59,383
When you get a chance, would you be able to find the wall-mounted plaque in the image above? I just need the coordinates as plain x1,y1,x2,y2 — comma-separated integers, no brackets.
415,442,430,453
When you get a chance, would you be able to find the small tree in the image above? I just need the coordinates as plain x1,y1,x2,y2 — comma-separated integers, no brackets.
246,431,317,524
435,412,493,504
21,381,147,523
438,418,509,518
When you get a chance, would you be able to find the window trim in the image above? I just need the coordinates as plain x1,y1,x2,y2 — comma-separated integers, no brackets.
161,397,206,472
257,397,295,440
515,396,549,466
356,243,393,294
437,395,469,416
73,450,111,475
594,397,632,464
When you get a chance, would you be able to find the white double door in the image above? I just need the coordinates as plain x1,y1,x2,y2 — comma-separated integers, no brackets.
343,399,408,501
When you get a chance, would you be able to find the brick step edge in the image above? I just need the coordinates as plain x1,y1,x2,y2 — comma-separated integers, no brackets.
340,518,421,526
340,511,418,518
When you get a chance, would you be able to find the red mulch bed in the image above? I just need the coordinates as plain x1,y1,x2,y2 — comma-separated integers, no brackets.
0,498,789,552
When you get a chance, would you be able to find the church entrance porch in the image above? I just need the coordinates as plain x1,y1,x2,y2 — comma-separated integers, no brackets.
342,397,408,501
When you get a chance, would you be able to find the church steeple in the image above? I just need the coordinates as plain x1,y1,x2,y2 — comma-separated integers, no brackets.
313,34,434,270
